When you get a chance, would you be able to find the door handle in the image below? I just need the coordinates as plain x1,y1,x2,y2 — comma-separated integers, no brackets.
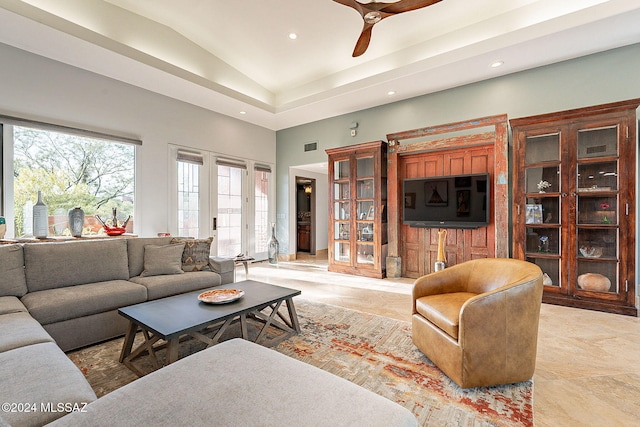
212,217,217,231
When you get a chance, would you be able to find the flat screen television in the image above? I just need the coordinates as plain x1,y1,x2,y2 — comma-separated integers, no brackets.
402,173,490,229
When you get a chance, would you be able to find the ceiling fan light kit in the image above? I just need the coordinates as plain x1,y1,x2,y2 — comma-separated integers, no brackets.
333,0,443,57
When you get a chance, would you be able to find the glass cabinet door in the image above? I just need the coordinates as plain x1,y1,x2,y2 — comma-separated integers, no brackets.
575,126,619,295
332,159,350,263
522,133,563,289
512,99,638,315
327,141,387,279
356,155,375,266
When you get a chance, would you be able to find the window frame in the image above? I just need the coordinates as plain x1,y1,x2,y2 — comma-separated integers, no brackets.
1,120,139,239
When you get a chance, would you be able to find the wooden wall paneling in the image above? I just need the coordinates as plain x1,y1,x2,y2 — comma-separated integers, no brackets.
386,115,509,278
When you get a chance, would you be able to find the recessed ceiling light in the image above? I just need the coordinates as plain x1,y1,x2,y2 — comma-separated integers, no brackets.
491,61,504,68
387,90,396,96
240,111,246,115
289,33,298,40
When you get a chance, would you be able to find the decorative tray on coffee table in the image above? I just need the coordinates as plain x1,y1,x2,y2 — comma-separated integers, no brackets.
198,289,245,304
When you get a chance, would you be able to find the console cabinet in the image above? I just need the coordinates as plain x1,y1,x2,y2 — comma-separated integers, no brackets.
511,99,639,316
326,141,387,278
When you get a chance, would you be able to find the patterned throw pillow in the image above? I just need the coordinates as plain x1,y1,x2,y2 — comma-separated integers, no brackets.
170,237,214,272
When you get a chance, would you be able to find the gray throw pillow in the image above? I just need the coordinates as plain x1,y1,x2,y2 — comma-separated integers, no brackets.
170,237,213,272
140,243,186,277
0,244,28,297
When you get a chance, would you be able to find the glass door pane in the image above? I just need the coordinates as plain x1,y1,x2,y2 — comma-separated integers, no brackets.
523,133,563,291
356,155,374,266
332,158,351,263
574,126,620,296
177,161,200,237
216,164,245,257
254,169,270,258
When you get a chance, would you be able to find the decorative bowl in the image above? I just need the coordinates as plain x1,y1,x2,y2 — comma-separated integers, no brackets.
579,245,603,258
198,289,245,304
577,273,611,292
104,226,126,236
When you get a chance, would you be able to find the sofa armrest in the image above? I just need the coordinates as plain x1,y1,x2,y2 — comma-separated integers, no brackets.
209,257,235,284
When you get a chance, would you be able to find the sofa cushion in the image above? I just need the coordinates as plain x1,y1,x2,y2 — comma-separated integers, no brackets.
23,239,129,292
0,296,27,315
170,237,213,271
127,237,173,277
140,243,186,277
415,292,477,340
21,280,147,325
0,342,97,426
48,338,418,427
0,312,54,352
0,244,27,297
130,271,222,300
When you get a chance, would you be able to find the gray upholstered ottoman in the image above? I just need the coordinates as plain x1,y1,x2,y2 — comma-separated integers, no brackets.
49,338,418,426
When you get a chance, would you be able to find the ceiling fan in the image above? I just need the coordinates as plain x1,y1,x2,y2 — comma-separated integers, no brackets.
333,0,442,57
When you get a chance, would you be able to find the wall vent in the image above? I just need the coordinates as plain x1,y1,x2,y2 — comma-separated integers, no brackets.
304,142,318,152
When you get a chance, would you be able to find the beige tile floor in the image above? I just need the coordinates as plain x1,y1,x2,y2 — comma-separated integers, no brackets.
243,254,640,427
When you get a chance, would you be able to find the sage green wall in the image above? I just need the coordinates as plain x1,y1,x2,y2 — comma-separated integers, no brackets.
276,44,640,257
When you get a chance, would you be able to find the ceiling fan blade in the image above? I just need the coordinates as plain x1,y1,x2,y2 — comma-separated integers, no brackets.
380,0,442,14
352,24,374,57
332,0,365,16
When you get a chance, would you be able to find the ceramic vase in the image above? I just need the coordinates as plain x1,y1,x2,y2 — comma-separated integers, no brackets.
68,207,85,237
267,222,279,265
33,191,48,239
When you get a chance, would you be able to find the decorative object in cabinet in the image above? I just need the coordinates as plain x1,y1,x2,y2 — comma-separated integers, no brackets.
511,98,639,316
326,141,387,278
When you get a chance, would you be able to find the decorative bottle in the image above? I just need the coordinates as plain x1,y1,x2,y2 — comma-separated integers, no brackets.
33,191,48,239
434,229,447,271
267,222,279,265
68,207,85,237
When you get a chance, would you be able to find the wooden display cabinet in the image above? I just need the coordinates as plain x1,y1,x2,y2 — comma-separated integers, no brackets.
511,99,639,316
326,141,388,278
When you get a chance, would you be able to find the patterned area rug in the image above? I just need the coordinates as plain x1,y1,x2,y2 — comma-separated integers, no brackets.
67,299,533,427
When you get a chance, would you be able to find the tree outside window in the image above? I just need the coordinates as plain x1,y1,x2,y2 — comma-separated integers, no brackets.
12,126,135,237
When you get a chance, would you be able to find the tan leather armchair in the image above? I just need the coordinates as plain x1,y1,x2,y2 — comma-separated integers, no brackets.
412,258,543,388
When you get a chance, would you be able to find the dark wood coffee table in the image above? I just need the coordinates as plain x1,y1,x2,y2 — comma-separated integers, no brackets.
118,280,301,376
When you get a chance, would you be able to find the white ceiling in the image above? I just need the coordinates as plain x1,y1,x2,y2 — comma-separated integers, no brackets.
1,0,640,131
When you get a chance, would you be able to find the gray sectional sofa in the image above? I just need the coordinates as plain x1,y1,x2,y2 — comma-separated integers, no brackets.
0,237,232,426
0,237,417,427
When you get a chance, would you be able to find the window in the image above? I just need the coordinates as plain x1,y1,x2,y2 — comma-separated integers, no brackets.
4,124,135,238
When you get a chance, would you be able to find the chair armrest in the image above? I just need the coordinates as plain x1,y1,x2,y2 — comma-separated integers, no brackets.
458,277,543,347
412,264,469,300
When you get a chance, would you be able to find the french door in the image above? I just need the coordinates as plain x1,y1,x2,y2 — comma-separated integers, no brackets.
171,145,273,260
213,159,246,258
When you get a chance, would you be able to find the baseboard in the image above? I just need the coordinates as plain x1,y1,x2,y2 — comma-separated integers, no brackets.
315,248,328,258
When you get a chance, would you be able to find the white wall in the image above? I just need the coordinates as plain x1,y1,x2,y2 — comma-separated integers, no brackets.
0,42,276,237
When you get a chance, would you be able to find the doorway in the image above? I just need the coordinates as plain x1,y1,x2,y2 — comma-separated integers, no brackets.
295,177,315,255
